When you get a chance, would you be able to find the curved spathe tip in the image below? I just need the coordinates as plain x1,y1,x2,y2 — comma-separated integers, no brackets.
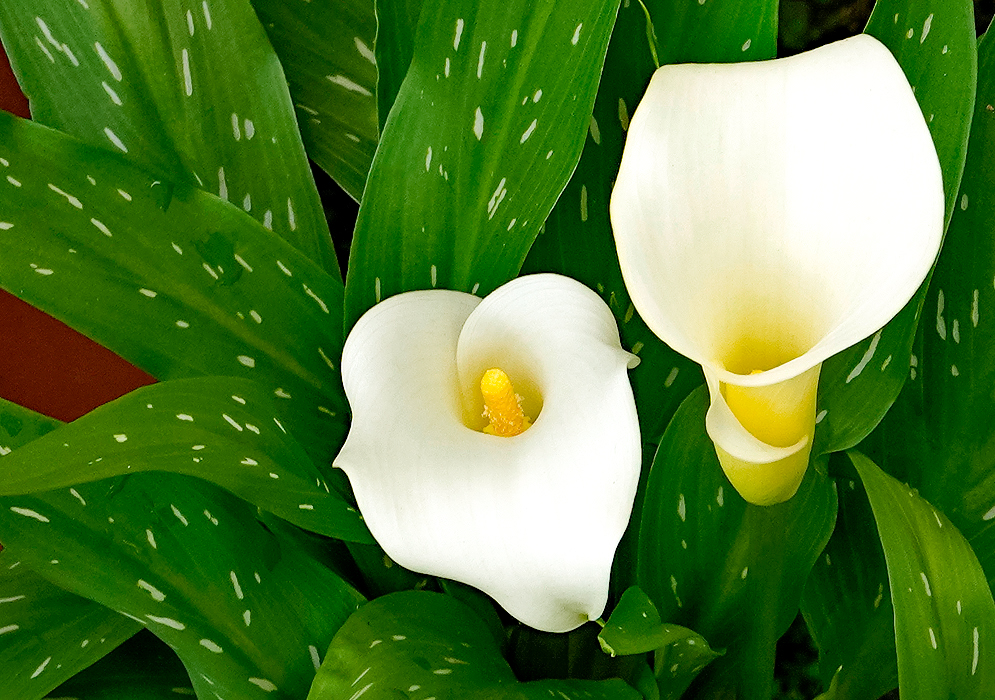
335,274,641,632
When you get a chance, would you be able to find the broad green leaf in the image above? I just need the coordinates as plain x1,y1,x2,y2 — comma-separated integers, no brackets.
0,0,336,273
0,377,370,543
848,451,995,699
0,111,348,468
869,23,995,587
813,0,977,454
373,0,423,131
308,591,640,700
251,0,378,202
801,457,899,700
46,629,194,700
344,0,621,328
599,587,720,700
0,471,364,700
0,550,140,700
637,386,837,699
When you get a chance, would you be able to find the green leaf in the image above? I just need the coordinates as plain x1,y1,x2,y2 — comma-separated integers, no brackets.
251,0,379,202
801,457,899,700
0,111,349,468
47,630,195,699
308,591,640,700
0,550,140,700
869,22,995,587
814,0,977,454
344,0,621,328
0,471,365,700
636,386,837,699
373,0,423,130
0,377,370,543
0,0,337,272
599,587,720,700
848,451,995,699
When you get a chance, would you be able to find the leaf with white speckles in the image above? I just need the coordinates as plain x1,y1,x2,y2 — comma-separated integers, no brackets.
0,549,141,700
344,0,622,328
598,586,720,700
812,0,976,454
636,387,837,699
251,0,378,202
801,458,899,700
372,0,423,131
47,630,195,699
0,111,348,469
307,591,641,700
0,471,365,700
0,0,337,273
524,0,779,444
870,21,995,588
0,377,370,543
848,451,995,699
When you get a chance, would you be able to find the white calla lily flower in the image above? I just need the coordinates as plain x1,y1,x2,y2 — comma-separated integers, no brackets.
335,273,641,632
610,35,944,506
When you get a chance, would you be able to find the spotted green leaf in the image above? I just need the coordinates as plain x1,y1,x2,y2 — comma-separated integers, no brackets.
251,0,378,202
308,591,640,700
46,630,195,699
813,0,976,455
0,111,348,468
636,386,837,699
0,550,140,700
0,0,336,273
848,451,994,699
373,0,423,131
868,21,995,587
0,377,370,543
344,0,622,328
801,457,899,700
599,587,720,700
0,471,364,700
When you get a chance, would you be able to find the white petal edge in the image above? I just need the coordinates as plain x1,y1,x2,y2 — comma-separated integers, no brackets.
335,275,641,632
610,34,944,387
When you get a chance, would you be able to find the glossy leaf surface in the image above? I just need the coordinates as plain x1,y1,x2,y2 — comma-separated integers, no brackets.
252,0,378,202
849,451,994,699
637,387,837,699
0,470,364,700
0,111,349,468
308,591,640,699
0,0,336,272
344,0,621,328
0,377,370,542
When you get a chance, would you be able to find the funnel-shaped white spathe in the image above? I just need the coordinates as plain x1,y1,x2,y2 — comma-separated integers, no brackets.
611,35,943,505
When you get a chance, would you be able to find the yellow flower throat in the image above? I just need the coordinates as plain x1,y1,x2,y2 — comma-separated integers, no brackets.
480,368,532,437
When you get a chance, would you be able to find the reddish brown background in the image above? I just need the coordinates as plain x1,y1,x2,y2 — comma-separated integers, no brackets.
0,48,153,423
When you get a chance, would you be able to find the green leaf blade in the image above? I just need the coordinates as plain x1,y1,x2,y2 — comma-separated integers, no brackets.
849,450,995,699
0,0,337,271
344,0,621,328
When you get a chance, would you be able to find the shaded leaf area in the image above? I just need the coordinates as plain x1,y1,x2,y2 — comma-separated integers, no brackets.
0,378,370,543
599,587,721,700
867,24,995,587
814,0,977,455
0,550,140,700
0,470,364,700
373,0,423,131
308,591,640,699
637,387,837,700
46,629,194,699
344,0,621,329
801,456,899,700
849,451,994,700
0,111,349,468
0,0,335,273
251,0,378,203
